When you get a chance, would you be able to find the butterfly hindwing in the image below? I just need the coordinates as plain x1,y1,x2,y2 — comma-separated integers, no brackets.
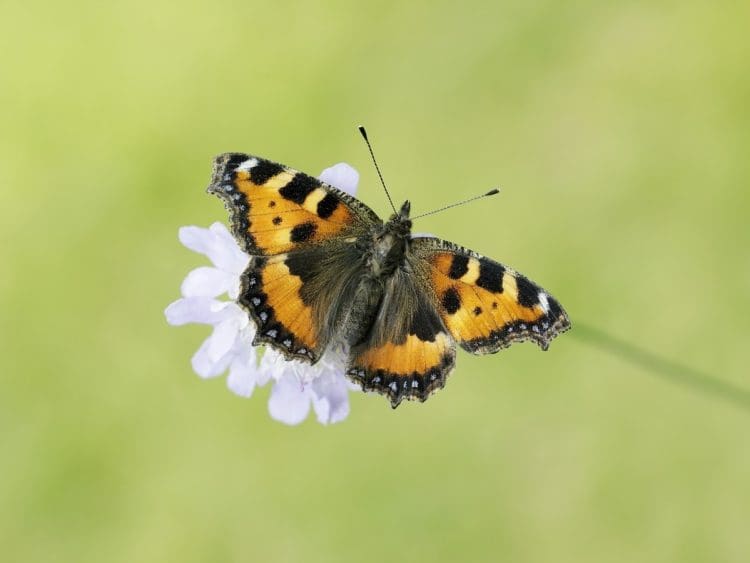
240,254,321,362
238,237,369,363
347,269,456,407
207,153,380,256
411,237,571,354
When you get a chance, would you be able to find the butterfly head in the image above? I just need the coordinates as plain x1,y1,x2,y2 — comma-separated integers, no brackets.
384,200,412,237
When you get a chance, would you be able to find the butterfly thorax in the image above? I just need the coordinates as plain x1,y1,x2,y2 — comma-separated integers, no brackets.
367,201,412,278
338,201,412,348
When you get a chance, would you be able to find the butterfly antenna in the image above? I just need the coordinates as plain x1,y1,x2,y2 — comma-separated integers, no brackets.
358,125,397,214
411,188,500,220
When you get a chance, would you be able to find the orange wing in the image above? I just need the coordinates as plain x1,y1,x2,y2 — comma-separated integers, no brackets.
207,153,379,256
412,238,570,354
239,253,322,362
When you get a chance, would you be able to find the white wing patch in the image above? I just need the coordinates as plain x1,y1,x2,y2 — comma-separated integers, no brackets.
237,158,259,171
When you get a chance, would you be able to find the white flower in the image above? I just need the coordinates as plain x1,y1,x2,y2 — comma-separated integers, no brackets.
263,347,355,425
165,163,360,425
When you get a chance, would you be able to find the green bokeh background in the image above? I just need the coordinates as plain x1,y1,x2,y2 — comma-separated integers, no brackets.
2,1,749,561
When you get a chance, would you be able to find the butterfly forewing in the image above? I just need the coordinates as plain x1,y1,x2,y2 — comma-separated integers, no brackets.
207,153,379,256
412,238,571,354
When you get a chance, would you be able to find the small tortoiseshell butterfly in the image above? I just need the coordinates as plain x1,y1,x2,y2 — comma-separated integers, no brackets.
207,138,570,408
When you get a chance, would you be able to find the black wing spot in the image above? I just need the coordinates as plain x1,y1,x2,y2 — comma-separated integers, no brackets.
409,298,441,342
249,161,284,185
268,200,276,208
473,306,482,316
476,259,504,293
547,295,563,317
285,252,319,284
279,173,319,204
290,222,317,243
317,193,339,218
448,255,469,279
272,216,282,225
516,275,541,308
224,154,248,174
441,287,461,314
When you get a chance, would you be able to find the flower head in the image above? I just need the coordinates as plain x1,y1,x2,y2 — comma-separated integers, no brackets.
165,163,360,425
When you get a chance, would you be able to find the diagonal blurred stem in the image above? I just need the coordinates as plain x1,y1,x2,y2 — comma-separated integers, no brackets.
572,322,750,412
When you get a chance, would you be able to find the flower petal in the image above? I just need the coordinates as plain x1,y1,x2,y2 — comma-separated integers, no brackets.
227,346,258,398
226,277,242,300
180,266,236,298
191,334,234,378
268,374,311,425
179,223,248,274
165,297,246,327
256,348,286,387
165,297,221,325
207,318,242,363
209,222,250,274
319,163,359,196
178,225,215,254
310,371,350,424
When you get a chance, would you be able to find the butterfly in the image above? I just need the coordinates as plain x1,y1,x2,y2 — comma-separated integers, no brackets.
207,149,570,408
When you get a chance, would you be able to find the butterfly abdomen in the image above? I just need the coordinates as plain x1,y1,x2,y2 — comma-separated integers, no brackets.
337,277,384,348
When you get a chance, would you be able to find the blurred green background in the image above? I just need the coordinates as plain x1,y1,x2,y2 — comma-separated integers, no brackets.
2,1,749,561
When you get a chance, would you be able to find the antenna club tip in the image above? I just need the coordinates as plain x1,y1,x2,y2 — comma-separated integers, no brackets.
486,188,500,196
357,125,368,140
